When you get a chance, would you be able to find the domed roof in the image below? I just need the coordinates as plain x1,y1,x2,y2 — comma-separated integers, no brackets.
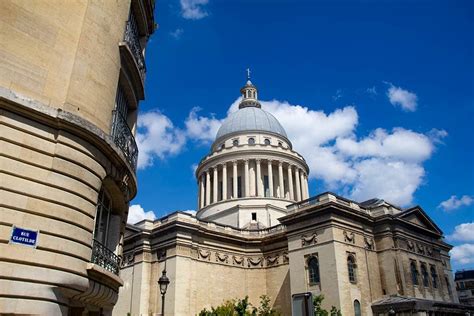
215,107,288,141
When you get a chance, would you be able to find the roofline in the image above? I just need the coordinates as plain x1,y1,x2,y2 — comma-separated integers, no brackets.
212,129,292,150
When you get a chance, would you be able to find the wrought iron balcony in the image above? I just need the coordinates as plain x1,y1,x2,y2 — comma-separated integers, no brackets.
124,14,146,79
111,109,138,172
91,239,120,275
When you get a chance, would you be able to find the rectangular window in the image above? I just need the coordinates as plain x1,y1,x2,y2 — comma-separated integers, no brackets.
237,176,242,198
94,190,112,246
251,212,257,221
263,175,269,197
219,181,223,200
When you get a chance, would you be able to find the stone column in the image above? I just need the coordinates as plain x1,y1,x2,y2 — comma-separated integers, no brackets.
278,162,284,198
244,159,250,197
305,174,310,199
213,167,218,203
222,163,227,201
256,159,263,197
205,170,211,206
288,165,294,201
233,160,238,198
200,174,205,208
267,160,273,198
295,168,301,201
300,171,306,200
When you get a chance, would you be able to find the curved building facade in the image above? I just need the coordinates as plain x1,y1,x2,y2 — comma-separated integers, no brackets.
0,1,155,315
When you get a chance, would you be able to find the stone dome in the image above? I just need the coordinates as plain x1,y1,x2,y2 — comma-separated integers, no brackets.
215,107,288,141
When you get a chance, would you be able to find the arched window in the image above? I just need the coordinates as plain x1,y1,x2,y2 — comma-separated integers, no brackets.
411,261,419,286
347,255,357,283
430,266,438,288
264,138,271,145
233,139,239,146
248,137,255,145
307,256,320,284
421,263,429,287
353,300,361,316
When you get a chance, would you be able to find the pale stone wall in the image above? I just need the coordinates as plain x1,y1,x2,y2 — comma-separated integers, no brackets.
0,0,155,313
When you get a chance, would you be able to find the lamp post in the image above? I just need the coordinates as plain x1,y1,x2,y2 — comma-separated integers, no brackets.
158,269,170,316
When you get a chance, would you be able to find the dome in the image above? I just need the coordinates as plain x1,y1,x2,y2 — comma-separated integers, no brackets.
215,107,288,141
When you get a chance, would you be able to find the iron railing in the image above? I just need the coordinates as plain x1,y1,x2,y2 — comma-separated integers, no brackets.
111,109,138,172
124,14,146,79
91,239,120,275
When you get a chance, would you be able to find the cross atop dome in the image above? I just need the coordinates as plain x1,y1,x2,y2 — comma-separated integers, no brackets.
239,69,261,109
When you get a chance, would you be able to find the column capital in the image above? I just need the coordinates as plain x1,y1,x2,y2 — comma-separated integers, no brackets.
267,159,273,163
232,160,238,165
278,161,283,167
255,158,261,164
244,159,250,164
205,169,211,174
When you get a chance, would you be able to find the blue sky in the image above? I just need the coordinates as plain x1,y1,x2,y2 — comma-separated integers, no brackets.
130,0,473,271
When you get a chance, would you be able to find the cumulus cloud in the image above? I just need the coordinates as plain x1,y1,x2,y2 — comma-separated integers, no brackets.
450,244,474,265
128,204,156,224
438,195,474,211
170,28,184,39
387,84,418,112
185,107,223,143
136,111,186,169
447,222,474,242
180,0,209,20
138,95,445,206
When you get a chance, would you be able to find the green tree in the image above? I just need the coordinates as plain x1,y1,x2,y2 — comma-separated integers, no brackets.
197,295,281,316
313,295,341,316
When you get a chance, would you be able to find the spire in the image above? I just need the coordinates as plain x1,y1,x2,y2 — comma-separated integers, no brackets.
239,68,261,109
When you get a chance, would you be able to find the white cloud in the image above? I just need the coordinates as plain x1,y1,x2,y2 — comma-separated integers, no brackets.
349,159,424,206
366,86,377,96
128,204,156,224
185,107,223,143
170,28,184,39
387,84,418,112
332,89,343,101
136,111,186,169
180,0,209,20
447,223,474,242
335,128,434,163
450,244,474,265
138,96,444,206
438,195,474,211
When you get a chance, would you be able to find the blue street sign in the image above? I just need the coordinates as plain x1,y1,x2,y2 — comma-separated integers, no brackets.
10,226,39,248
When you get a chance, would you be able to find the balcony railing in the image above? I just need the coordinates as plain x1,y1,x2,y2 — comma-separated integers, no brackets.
91,239,120,275
111,109,138,172
124,14,146,79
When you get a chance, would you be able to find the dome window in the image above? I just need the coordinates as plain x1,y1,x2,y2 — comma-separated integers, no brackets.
219,143,225,150
264,139,271,145
233,139,239,146
248,137,255,145
278,141,283,147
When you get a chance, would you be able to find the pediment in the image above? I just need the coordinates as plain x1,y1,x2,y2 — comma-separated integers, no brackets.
396,207,443,235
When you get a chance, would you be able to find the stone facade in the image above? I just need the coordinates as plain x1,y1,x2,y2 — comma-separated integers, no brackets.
455,270,474,306
115,80,472,316
0,1,154,314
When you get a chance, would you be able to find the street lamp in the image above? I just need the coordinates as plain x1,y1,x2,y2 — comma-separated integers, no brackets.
158,269,170,316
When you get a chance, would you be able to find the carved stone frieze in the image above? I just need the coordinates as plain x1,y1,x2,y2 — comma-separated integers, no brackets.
364,237,374,250
233,255,244,266
343,230,355,244
417,243,425,255
215,252,229,264
301,232,317,247
157,250,166,261
266,254,279,266
121,253,134,267
407,240,415,251
247,257,263,267
198,248,211,261
283,252,289,263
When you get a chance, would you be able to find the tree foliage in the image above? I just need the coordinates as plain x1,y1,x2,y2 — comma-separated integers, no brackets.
313,295,342,316
198,295,281,316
